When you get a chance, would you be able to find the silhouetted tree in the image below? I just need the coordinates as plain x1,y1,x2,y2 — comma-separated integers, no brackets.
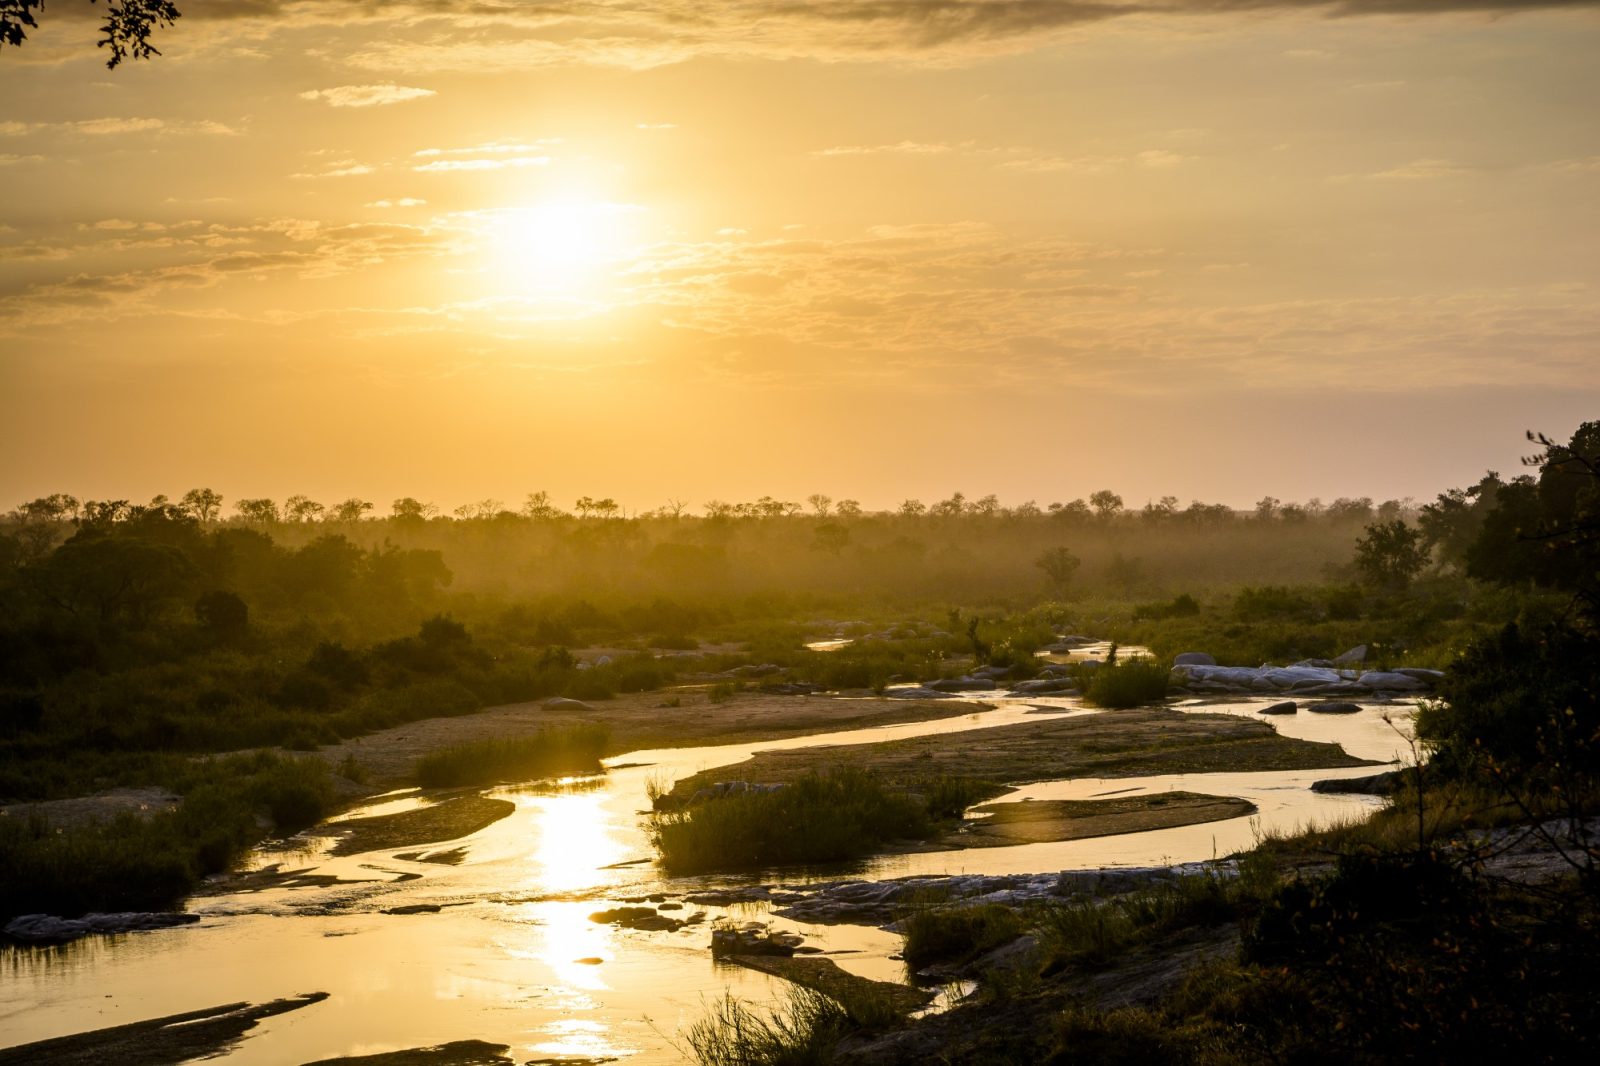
1,0,181,67
284,495,325,523
235,498,279,524
179,488,222,523
1089,489,1124,518
1354,519,1428,591
329,498,374,522
390,497,436,522
17,494,80,522
1035,546,1081,596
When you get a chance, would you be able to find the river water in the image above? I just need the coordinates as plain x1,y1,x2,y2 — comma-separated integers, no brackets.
0,695,1411,1063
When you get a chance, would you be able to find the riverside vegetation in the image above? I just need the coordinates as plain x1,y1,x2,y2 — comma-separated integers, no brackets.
2,423,1597,1061
670,424,1600,1064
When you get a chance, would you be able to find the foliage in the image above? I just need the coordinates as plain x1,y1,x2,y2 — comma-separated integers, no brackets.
1353,519,1429,590
682,988,853,1066
1132,592,1200,621
1418,620,1600,781
413,723,610,787
0,0,181,67
0,752,334,919
650,768,933,874
1079,656,1170,708
900,902,1025,968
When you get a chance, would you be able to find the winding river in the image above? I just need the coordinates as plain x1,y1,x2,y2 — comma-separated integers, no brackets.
0,694,1413,1063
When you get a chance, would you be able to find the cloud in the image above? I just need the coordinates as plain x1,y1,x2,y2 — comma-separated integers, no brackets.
290,160,376,179
0,117,236,137
299,84,437,107
150,1,1600,72
815,141,957,157
367,198,430,207
1137,149,1191,168
1,217,461,327
1364,158,1468,180
412,157,550,172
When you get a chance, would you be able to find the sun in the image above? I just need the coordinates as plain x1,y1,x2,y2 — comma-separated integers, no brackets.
483,198,638,294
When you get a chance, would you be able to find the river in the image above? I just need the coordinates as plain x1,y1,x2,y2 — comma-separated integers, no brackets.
0,694,1412,1063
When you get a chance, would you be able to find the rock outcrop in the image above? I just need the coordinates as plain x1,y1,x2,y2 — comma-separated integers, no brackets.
1170,657,1439,698
3,911,202,943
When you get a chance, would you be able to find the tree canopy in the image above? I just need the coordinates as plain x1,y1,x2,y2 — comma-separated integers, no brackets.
1,1,180,67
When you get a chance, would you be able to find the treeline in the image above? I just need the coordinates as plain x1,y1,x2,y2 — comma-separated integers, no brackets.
11,487,1414,526
1,491,1413,608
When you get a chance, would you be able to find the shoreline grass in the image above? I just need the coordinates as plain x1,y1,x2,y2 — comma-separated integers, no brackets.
413,723,610,787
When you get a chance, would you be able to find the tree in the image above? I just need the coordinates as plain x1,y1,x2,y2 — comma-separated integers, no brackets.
17,494,80,522
284,495,325,523
1466,424,1600,620
522,491,562,520
1035,546,1081,596
1419,474,1504,569
179,488,222,523
41,533,195,627
806,493,832,517
235,498,279,524
1354,519,1428,591
812,521,850,555
390,497,436,522
1,0,181,67
329,498,374,523
898,498,926,518
835,499,862,518
930,492,966,517
1089,489,1123,518
575,496,620,519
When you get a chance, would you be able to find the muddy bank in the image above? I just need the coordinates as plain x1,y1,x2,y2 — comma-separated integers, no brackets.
316,691,986,788
667,707,1373,800
0,992,328,1066
940,792,1257,849
303,1040,518,1066
325,796,516,857
724,954,935,1017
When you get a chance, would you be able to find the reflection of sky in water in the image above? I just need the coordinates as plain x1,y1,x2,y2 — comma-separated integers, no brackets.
1,696,1411,1063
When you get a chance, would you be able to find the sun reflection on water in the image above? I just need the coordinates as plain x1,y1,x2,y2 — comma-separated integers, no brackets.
524,789,627,893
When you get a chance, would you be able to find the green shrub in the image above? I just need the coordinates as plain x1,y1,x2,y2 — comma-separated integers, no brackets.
414,723,610,787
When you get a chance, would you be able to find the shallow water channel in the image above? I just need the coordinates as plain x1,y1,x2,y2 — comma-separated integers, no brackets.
0,695,1412,1063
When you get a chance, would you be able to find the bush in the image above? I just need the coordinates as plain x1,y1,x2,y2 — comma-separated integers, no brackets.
1419,621,1600,780
901,902,1024,968
651,768,932,874
1080,657,1170,708
414,723,610,787
1132,593,1201,622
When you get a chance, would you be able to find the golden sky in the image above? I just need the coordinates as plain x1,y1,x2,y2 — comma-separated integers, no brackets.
3,1,1597,512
